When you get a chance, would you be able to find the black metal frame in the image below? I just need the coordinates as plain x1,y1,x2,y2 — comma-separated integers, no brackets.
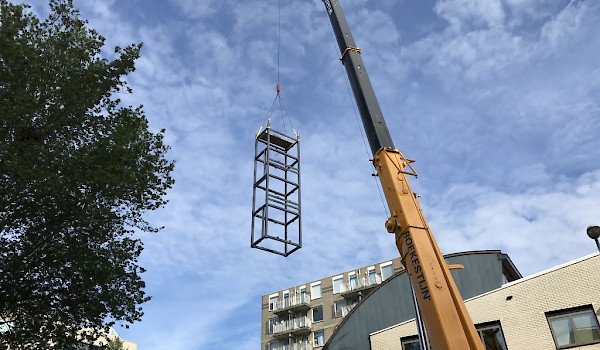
251,126,302,256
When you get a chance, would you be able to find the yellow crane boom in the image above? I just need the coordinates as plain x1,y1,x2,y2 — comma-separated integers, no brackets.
321,1,485,349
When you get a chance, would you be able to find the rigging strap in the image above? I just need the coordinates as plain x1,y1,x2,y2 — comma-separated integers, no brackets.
339,46,361,64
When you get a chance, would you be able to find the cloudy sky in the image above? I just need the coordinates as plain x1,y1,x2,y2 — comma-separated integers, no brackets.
25,0,600,349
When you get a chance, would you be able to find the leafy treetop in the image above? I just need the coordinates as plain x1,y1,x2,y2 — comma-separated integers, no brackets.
0,0,174,348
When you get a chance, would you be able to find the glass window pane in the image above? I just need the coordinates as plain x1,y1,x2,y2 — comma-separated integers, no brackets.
572,313,600,344
311,283,321,300
368,269,377,285
401,337,422,350
333,277,343,293
269,317,277,334
314,330,324,346
300,288,307,302
475,323,508,350
283,292,290,307
481,327,507,350
381,264,393,281
550,317,573,347
349,274,357,289
334,300,346,317
313,305,323,322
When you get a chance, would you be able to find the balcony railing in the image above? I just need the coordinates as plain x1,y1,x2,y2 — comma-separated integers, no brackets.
335,302,357,318
339,274,382,299
270,317,312,338
272,294,311,315
274,342,313,350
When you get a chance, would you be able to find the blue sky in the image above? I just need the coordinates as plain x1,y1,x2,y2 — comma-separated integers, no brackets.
25,0,600,349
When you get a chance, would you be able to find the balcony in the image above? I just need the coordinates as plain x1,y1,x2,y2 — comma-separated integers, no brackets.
271,317,312,339
339,274,381,300
273,295,311,316
335,302,357,318
272,342,313,350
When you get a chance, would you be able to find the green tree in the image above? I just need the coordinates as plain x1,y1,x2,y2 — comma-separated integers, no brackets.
105,337,125,350
0,0,174,348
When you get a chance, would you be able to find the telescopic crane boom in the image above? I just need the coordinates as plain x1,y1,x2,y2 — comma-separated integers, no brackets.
321,1,485,349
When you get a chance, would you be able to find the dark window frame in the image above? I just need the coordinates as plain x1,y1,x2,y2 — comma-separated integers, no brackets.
313,329,325,347
334,299,346,318
400,335,421,350
475,321,508,350
546,305,600,349
312,305,324,323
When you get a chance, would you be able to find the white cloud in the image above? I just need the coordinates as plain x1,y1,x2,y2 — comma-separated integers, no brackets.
540,0,587,48
434,0,506,30
427,170,600,275
167,0,220,19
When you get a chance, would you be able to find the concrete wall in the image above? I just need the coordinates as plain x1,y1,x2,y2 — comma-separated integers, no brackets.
370,253,600,350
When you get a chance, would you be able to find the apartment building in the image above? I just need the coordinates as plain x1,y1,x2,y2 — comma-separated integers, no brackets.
260,257,405,350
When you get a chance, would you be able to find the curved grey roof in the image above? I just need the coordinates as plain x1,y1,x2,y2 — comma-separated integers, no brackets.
323,250,520,350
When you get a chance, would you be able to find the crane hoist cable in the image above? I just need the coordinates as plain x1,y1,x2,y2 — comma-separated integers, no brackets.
260,0,296,137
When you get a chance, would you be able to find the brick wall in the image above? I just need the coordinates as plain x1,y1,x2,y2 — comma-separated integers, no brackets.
370,253,600,350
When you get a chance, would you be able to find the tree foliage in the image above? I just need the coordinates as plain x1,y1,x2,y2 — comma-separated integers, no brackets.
105,337,125,350
0,0,174,348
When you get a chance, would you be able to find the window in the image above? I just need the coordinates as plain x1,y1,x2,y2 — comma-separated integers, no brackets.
268,317,278,334
299,286,307,303
332,275,344,294
314,330,325,347
268,340,278,350
299,336,309,350
381,262,393,281
312,305,323,322
311,282,321,300
298,312,309,328
283,291,290,307
547,306,600,349
368,267,377,285
334,299,346,318
476,322,507,350
401,336,421,350
349,272,357,290
269,293,278,311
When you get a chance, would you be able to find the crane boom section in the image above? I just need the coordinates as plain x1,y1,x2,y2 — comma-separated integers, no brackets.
321,1,485,349
376,149,484,350
322,0,394,155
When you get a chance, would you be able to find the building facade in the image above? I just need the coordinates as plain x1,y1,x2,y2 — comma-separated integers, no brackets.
260,257,405,350
322,251,520,350
370,253,600,350
261,250,521,350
